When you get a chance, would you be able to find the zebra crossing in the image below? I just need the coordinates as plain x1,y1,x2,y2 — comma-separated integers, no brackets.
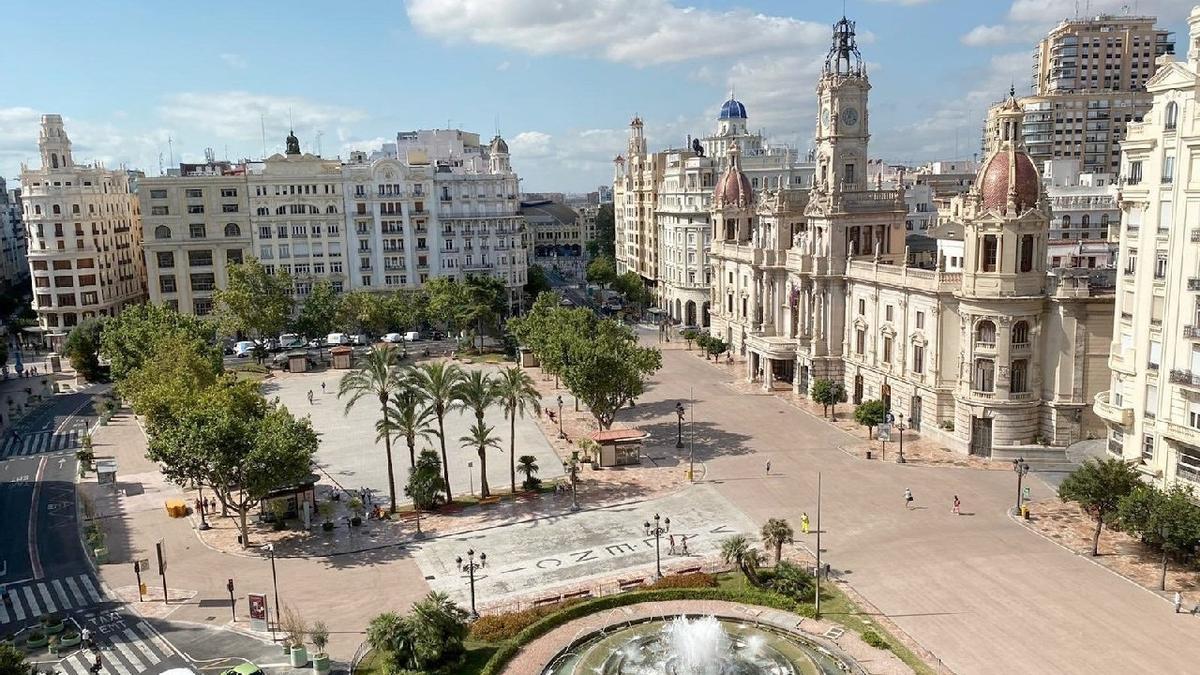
55,620,175,675
0,573,102,625
0,428,81,459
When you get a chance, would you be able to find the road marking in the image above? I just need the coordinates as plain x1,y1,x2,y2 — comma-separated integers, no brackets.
111,633,146,672
65,576,85,606
0,600,8,623
79,576,103,603
36,582,56,613
28,456,47,580
123,626,160,665
51,578,72,609
21,585,41,616
62,652,89,675
136,621,176,656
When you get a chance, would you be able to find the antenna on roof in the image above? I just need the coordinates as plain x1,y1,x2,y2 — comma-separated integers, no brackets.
260,114,267,159
316,130,324,156
167,135,174,169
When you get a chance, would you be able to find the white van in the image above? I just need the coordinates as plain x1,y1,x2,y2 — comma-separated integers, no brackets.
278,333,305,350
325,333,350,346
403,331,421,342
233,341,256,357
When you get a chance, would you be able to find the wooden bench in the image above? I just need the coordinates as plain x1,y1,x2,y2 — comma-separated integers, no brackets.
673,566,703,576
561,589,592,601
618,578,645,591
533,595,562,607
479,496,501,506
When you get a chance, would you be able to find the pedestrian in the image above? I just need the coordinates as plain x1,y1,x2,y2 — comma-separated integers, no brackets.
1175,591,1183,613
952,495,961,516
90,652,102,673
800,512,810,534
194,498,203,516
209,497,217,514
81,627,92,650
681,535,689,556
904,488,914,510
321,381,326,394
307,389,314,404
765,460,772,475
668,534,676,555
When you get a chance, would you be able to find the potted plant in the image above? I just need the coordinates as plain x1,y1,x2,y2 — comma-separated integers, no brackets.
318,501,335,532
58,629,81,648
347,497,364,527
47,634,60,655
270,500,288,531
25,630,48,649
41,613,64,635
281,607,309,667
309,620,330,673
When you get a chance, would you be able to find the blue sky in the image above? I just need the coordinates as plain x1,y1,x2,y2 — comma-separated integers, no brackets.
0,0,1193,192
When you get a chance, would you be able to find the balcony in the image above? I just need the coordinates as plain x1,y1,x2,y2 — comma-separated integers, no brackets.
1185,326,1200,339
1163,421,1200,448
1188,278,1200,291
1093,391,1133,426
969,390,996,400
1169,369,1200,387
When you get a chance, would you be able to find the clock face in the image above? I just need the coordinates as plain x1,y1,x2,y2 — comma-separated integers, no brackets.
841,107,859,126
820,108,830,128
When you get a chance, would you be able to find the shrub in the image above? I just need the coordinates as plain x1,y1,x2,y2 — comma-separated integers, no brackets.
860,629,889,650
645,572,716,590
469,600,584,643
764,561,814,601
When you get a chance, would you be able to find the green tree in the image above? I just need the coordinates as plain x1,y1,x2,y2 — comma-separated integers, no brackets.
767,560,814,601
586,254,617,289
101,302,222,384
337,290,389,336
294,279,342,339
338,345,402,512
1117,483,1200,590
702,336,728,361
412,362,465,502
517,454,540,490
587,203,615,258
853,399,888,437
719,534,763,585
760,517,795,565
524,264,552,299
561,319,662,430
63,317,105,381
425,277,467,334
811,379,846,418
385,290,426,334
496,366,542,495
0,641,32,675
405,448,447,509
213,258,293,339
613,271,652,316
459,420,502,498
463,274,508,353
407,591,469,668
121,333,223,432
383,374,436,468
1058,458,1143,556
680,329,698,351
366,611,417,672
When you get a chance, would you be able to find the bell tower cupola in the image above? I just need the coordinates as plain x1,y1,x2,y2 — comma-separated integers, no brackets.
813,17,870,195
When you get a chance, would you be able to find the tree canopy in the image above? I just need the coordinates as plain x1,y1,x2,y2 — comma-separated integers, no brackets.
586,254,617,288
63,317,106,381
853,399,888,436
1117,483,1200,590
213,258,294,338
1058,458,1143,556
294,279,342,339
100,302,222,383
587,203,615,258
811,379,847,418
524,264,552,299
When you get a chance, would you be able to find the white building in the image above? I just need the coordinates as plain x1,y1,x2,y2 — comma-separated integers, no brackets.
1041,159,1119,269
20,115,145,346
0,178,29,291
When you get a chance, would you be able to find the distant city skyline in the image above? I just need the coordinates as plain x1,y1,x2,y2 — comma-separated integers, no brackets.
1,0,1193,192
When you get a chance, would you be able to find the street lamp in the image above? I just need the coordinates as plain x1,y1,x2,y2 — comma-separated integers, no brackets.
1012,458,1030,515
456,549,487,617
675,402,686,449
557,395,565,439
895,413,907,464
265,543,280,640
643,513,671,578
563,452,581,511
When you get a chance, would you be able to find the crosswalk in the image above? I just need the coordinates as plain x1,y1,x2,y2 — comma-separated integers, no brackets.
0,428,81,459
0,573,102,625
56,620,175,675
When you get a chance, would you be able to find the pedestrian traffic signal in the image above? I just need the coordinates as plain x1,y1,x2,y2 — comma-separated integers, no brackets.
227,578,234,593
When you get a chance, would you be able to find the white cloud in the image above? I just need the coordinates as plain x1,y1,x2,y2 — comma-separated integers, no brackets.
961,24,1015,47
405,0,827,66
496,60,511,71
219,53,247,69
157,91,365,143
509,131,554,158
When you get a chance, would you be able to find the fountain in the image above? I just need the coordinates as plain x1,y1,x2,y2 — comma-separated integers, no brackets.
543,614,854,675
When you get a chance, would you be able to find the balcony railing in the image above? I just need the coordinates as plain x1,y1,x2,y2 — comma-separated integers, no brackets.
1093,391,1133,426
1170,369,1200,387
1185,326,1200,339
1191,229,1200,242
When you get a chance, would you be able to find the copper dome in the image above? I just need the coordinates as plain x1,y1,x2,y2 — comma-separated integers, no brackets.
979,147,1039,212
714,144,753,209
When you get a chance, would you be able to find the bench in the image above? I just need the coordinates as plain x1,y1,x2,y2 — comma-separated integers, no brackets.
533,595,562,607
618,578,645,591
673,566,703,576
561,589,592,601
479,496,501,506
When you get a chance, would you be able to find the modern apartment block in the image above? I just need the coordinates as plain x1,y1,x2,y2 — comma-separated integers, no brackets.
1096,9,1200,487
0,178,29,290
139,160,251,315
20,115,145,346
985,14,1175,174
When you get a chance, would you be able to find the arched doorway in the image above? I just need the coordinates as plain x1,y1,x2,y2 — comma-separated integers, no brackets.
881,383,892,411
674,299,682,322
853,375,864,405
701,301,711,328
910,395,922,430
685,301,696,326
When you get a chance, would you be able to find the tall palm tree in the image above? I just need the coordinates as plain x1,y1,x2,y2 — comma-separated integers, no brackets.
384,371,437,468
720,534,764,585
459,420,502,498
413,361,465,502
338,345,402,512
454,369,499,427
760,518,795,565
495,366,542,495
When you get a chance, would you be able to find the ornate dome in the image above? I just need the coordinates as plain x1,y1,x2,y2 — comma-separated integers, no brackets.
714,144,753,209
489,134,508,154
979,146,1040,212
719,98,748,120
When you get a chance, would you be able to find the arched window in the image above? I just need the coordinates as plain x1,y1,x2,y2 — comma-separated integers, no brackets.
975,320,996,346
326,205,337,214
256,207,269,216
309,205,319,214
1012,320,1029,345
34,205,41,215
1166,101,1178,130
52,205,61,215
1061,215,1070,227
1081,214,1090,227
224,223,241,237
154,225,171,239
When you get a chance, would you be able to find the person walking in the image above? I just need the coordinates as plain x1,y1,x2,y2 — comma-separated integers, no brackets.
668,534,677,555
681,535,689,556
321,381,326,395
1174,591,1183,613
952,495,961,516
81,627,93,650
765,460,772,475
904,488,914,510
800,512,810,534
307,389,314,405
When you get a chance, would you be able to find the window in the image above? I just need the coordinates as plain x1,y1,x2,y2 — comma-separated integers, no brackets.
224,223,241,237
154,225,171,239
1125,249,1137,275
1149,340,1162,369
1146,384,1159,419
190,273,216,291
882,336,892,363
1020,234,1035,273
150,189,168,199
885,305,894,322
156,251,175,268
158,276,176,293
193,298,213,316
843,163,855,184
856,329,866,355
975,320,996,346
187,205,204,214
858,299,865,315
222,203,239,213
1165,101,1178,130
1142,435,1155,464
189,223,207,238
227,249,244,265
916,311,925,329
973,358,995,392
1012,321,1029,345
1127,160,1142,184
912,344,925,373
1155,253,1167,279
188,250,213,267
982,235,998,272
185,188,203,199
151,206,169,216
220,188,238,198
1011,359,1028,393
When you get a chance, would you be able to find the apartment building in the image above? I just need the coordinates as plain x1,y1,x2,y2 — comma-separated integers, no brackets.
523,199,588,260
1096,9,1200,488
613,117,663,290
1041,159,1119,269
0,178,29,290
139,160,251,315
985,14,1175,174
20,115,145,346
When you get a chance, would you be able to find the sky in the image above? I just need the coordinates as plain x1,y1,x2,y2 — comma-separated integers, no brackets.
0,0,1195,193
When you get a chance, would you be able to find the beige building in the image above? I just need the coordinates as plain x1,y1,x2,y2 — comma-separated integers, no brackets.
1095,9,1200,487
20,115,145,346
0,179,29,291
710,18,1115,455
985,14,1175,174
140,161,251,315
613,117,663,289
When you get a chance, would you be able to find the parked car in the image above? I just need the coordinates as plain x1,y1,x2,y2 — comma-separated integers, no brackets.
382,333,404,343
351,334,370,346
430,330,446,340
233,341,256,358
220,664,264,675
278,333,305,349
325,332,350,346
307,337,327,348
403,331,421,342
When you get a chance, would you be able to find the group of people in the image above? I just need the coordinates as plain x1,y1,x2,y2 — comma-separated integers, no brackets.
194,497,218,516
902,488,964,515
667,534,691,556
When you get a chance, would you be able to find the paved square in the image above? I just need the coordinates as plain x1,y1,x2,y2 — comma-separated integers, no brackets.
265,362,565,501
411,484,757,604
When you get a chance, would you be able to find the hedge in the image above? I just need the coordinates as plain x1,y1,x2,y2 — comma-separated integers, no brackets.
476,586,813,675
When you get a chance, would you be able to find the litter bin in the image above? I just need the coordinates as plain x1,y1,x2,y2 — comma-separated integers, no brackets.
1020,504,1030,519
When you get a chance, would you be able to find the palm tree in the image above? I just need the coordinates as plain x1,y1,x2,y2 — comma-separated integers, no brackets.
338,345,402,513
413,361,465,502
459,420,502,498
384,372,437,468
720,535,763,585
517,454,540,490
455,369,499,426
496,366,542,495
760,518,795,565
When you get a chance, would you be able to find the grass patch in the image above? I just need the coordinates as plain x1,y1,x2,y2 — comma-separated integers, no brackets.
228,362,271,381
816,581,936,675
355,641,497,674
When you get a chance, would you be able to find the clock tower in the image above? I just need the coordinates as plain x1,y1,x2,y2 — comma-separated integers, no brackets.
814,17,869,195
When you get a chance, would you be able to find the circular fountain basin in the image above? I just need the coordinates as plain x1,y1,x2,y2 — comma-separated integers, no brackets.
543,615,853,675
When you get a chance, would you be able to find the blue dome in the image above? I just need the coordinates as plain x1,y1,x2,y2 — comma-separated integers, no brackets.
718,98,747,120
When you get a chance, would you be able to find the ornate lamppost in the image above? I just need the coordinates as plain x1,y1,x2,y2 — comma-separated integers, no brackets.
456,549,487,618
643,513,671,578
895,413,907,464
1012,458,1030,515
557,394,565,439
675,401,685,449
